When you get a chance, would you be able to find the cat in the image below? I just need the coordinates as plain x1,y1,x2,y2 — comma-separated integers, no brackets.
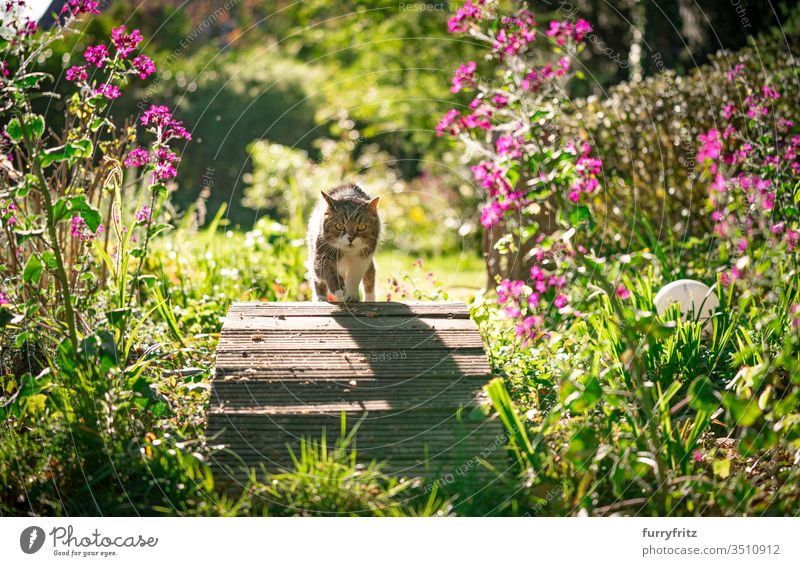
307,183,381,302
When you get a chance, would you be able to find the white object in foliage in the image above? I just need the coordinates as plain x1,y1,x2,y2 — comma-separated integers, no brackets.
653,279,719,322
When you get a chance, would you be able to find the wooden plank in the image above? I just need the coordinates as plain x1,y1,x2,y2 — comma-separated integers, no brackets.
214,350,490,377
210,378,488,409
226,301,470,318
208,301,507,481
221,316,478,331
215,331,484,350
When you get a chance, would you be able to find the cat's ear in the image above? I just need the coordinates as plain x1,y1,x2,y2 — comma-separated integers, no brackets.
368,196,380,211
321,191,335,208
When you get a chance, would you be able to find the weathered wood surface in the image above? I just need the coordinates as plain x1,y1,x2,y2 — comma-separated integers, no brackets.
208,301,507,481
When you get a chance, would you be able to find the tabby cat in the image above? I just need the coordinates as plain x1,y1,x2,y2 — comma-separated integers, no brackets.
307,184,381,302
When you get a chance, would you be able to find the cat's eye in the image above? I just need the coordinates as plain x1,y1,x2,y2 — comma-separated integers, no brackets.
334,223,344,231
356,223,367,232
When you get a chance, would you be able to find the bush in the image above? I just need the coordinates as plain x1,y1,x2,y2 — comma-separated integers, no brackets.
567,18,800,253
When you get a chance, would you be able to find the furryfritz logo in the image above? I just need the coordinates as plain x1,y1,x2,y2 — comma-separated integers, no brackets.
20,526,46,554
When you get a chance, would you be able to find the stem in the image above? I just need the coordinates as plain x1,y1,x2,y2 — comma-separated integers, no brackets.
18,115,79,349
128,189,158,306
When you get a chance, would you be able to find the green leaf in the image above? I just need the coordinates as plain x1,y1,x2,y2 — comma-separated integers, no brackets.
688,375,720,412
41,251,58,271
14,73,49,89
5,114,44,141
722,394,762,427
53,195,102,232
40,138,93,167
22,254,42,285
569,205,591,225
5,118,22,141
106,307,131,327
712,458,731,479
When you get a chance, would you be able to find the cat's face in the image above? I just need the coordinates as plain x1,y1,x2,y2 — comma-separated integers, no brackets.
321,193,380,254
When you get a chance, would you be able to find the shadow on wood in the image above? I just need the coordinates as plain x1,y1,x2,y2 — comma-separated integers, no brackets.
207,301,509,487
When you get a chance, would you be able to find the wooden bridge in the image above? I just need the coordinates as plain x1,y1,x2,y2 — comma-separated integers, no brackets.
207,301,506,482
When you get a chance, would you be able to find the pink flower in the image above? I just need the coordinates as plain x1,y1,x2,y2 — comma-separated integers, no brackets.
84,44,109,68
70,215,102,242
141,105,192,141
697,129,722,163
0,291,9,306
480,200,504,228
495,135,522,159
132,55,156,79
112,26,144,59
152,147,180,181
451,61,476,93
94,83,121,99
726,64,744,81
436,109,461,137
124,146,150,167
134,207,152,224
692,449,704,462
616,285,631,300
66,65,88,81
61,0,100,16
447,0,484,34
553,294,568,308
491,93,508,107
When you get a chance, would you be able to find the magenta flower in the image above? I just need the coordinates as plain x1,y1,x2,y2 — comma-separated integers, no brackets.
553,294,568,309
70,216,102,242
94,83,121,99
496,135,522,159
124,146,150,167
696,129,722,163
134,207,152,224
0,291,9,306
480,201,504,228
726,64,744,81
132,55,156,79
692,449,704,462
61,0,100,16
451,61,476,93
141,105,192,141
66,65,88,81
436,109,461,137
152,147,180,181
616,285,631,300
84,44,109,68
111,26,144,59
491,93,508,107
447,0,484,33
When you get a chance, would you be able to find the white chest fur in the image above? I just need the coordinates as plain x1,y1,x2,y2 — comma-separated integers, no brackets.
337,253,371,300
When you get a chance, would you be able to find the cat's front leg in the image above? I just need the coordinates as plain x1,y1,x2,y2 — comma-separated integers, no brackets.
319,262,346,303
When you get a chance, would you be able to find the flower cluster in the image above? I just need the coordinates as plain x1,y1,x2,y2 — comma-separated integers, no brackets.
566,141,602,203
450,61,476,93
492,10,537,57
134,206,152,225
140,105,192,142
446,0,485,33
545,19,592,46
111,25,143,59
0,197,18,227
496,250,573,343
60,0,100,16
66,25,155,89
70,215,103,242
125,105,191,183
698,70,800,289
